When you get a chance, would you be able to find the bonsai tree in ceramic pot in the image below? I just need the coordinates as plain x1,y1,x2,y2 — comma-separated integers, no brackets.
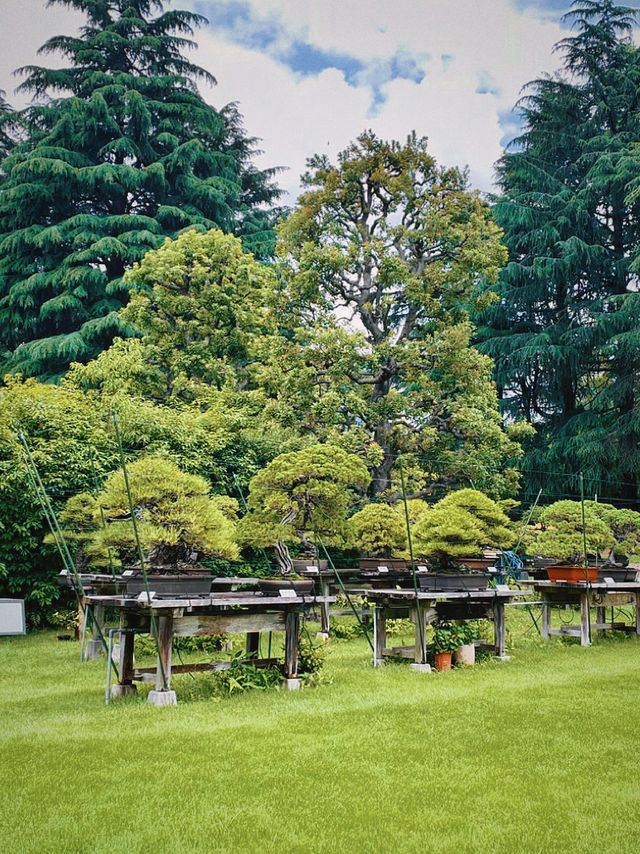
533,500,613,568
412,489,514,570
348,502,408,566
585,502,640,566
237,444,371,574
69,457,240,571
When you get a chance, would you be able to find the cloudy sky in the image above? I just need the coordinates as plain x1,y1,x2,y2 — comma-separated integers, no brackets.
2,0,640,202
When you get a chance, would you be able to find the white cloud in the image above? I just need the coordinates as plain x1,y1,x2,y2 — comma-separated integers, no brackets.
193,0,565,201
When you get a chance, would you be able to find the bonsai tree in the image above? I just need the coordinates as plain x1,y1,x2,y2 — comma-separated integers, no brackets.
348,503,407,558
586,502,640,565
412,489,514,568
534,500,613,564
77,457,240,567
237,445,371,572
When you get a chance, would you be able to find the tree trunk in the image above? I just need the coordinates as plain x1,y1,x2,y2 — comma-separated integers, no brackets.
274,540,294,574
369,367,393,496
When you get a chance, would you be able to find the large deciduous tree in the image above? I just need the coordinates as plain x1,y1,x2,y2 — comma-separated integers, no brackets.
476,1,640,504
0,0,280,379
278,131,524,498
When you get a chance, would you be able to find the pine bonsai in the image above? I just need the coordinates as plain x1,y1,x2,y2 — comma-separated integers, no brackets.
237,445,371,573
86,456,240,567
348,503,407,558
0,0,281,378
412,488,514,569
534,500,614,564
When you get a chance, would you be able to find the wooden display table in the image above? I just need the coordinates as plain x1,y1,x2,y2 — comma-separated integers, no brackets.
529,580,640,646
352,587,530,666
85,590,333,705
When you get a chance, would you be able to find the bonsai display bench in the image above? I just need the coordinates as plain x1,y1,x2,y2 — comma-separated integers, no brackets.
530,580,640,646
85,590,334,705
300,566,433,634
354,588,530,666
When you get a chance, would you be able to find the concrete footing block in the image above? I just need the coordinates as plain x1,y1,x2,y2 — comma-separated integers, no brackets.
148,689,177,706
494,654,511,662
85,639,103,659
410,663,432,673
372,658,386,667
316,631,330,641
110,683,137,698
283,678,301,691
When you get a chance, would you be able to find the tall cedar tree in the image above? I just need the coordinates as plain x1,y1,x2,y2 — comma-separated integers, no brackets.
0,0,281,379
477,0,640,504
0,91,18,162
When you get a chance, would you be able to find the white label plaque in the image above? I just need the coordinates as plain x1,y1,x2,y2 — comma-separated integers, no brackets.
0,599,26,635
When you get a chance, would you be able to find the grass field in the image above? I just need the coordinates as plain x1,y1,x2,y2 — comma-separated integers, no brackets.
1,616,640,854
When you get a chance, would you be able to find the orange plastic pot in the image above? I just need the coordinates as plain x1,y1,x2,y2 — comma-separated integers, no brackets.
434,651,452,672
546,565,598,584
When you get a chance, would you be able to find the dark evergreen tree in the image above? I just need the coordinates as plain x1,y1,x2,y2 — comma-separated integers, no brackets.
0,0,281,378
0,90,18,162
477,1,640,504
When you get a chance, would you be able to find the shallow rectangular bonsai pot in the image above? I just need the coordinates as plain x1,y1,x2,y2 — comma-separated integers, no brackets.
122,571,213,598
358,557,409,571
258,578,314,595
596,567,638,583
417,572,489,592
546,565,598,583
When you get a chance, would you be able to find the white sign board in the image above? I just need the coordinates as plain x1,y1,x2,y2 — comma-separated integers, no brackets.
0,599,26,635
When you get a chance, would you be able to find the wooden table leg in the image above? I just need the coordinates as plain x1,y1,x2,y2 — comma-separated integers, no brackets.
320,578,331,635
580,593,591,646
284,610,300,678
412,606,427,664
111,613,137,698
541,597,551,640
85,603,105,659
155,613,174,691
493,600,508,660
373,606,386,666
635,593,640,638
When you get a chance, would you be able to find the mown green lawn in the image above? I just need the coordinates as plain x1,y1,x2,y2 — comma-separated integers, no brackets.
1,618,639,854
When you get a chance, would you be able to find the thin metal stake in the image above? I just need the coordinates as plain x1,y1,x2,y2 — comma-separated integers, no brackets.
579,472,592,645
111,410,168,690
399,457,426,663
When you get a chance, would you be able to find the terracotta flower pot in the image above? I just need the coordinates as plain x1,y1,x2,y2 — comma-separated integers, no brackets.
434,651,452,672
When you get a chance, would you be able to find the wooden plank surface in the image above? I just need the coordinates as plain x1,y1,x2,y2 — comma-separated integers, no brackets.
172,612,286,636
85,594,335,609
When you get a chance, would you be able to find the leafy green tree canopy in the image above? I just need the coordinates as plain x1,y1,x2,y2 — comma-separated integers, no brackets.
278,131,521,497
120,228,278,401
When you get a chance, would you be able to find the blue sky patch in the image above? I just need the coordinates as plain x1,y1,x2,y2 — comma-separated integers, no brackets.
476,70,501,96
498,107,525,149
